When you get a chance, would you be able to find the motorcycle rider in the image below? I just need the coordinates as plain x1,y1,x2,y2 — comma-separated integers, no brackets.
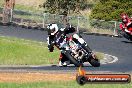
119,13,132,38
47,23,77,66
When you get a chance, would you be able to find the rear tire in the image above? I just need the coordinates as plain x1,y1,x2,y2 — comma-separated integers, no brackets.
129,35,132,41
123,32,132,41
64,50,82,67
82,45,100,67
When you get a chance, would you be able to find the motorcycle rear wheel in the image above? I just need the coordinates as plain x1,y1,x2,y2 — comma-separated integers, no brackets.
123,32,132,41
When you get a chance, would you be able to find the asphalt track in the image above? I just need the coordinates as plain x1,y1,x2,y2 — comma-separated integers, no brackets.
0,25,132,73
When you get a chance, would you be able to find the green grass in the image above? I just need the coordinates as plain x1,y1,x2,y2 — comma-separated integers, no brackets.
94,52,104,60
0,36,60,65
0,0,4,7
15,14,43,22
0,81,131,88
15,4,36,12
0,36,103,65
15,4,44,13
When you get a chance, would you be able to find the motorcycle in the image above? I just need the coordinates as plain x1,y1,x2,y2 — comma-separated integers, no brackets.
119,23,132,41
122,31,132,41
56,33,100,67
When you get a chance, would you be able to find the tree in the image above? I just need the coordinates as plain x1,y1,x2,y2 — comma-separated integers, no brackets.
43,0,87,15
90,0,132,21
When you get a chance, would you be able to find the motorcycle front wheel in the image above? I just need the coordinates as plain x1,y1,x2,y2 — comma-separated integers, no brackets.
88,57,100,67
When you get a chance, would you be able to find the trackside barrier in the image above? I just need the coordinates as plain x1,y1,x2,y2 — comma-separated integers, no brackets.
0,7,121,36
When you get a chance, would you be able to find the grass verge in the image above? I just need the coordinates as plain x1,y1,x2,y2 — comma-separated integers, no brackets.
0,36,60,65
0,81,131,88
0,36,103,65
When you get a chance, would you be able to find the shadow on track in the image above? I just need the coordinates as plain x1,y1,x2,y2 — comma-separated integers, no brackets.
121,41,132,44
51,64,96,68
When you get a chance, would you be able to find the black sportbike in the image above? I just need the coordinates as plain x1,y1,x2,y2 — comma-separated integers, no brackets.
55,33,100,67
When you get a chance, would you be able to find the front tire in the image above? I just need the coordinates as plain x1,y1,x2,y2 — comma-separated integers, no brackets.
89,57,100,67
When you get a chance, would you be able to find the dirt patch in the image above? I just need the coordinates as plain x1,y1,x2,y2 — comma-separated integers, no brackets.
15,0,45,7
0,73,75,83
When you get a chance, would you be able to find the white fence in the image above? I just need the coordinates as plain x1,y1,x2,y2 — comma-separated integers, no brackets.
0,7,121,35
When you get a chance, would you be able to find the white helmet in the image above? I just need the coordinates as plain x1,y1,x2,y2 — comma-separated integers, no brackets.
47,24,59,35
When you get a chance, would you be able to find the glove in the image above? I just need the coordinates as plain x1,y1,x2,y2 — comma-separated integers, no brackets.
48,45,54,52
49,48,54,52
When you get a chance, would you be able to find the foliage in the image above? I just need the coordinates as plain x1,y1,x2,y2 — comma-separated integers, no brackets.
43,0,88,15
90,0,132,21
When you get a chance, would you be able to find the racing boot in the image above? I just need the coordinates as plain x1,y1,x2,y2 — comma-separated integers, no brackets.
58,53,70,67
